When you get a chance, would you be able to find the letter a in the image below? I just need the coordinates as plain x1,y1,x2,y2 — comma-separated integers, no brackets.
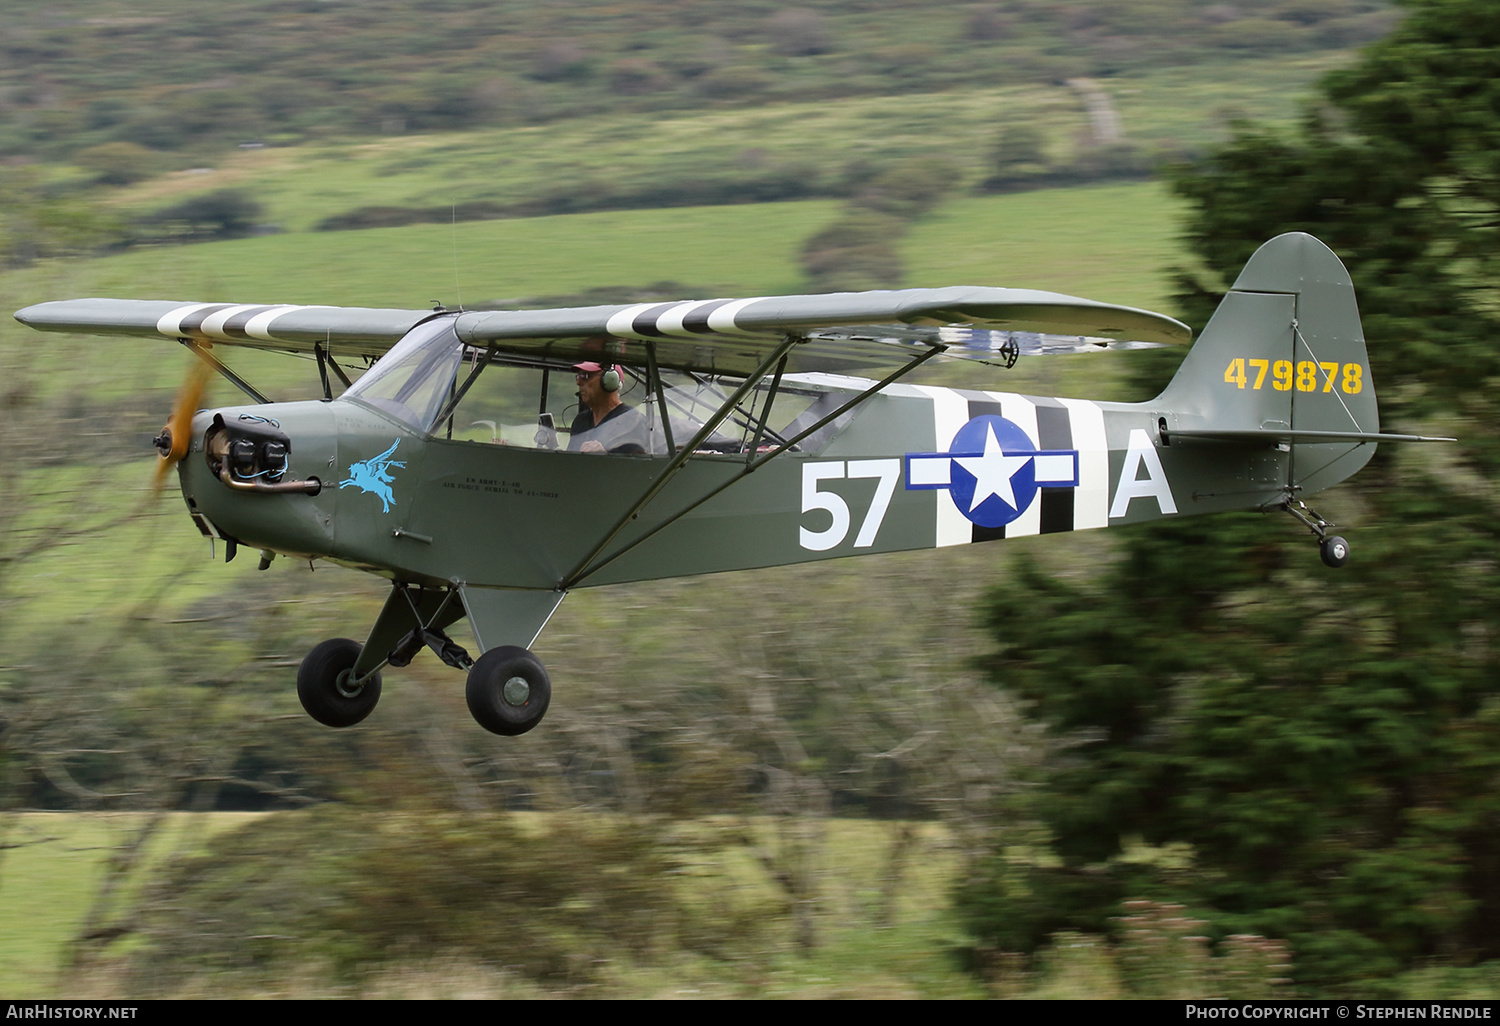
1109,428,1177,518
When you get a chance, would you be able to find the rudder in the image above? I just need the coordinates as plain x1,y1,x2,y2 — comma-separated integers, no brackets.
1157,233,1378,497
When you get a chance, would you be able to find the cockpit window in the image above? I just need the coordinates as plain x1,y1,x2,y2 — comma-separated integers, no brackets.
443,360,835,454
344,316,464,432
653,371,823,455
348,319,850,453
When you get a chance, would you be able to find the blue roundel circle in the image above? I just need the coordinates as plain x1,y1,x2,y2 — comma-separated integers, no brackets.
947,414,1037,528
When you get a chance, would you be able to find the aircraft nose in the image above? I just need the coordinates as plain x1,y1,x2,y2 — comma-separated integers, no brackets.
177,402,340,560
203,410,323,495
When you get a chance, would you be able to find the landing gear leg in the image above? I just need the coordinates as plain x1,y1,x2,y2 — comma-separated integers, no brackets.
1280,498,1349,569
358,584,472,678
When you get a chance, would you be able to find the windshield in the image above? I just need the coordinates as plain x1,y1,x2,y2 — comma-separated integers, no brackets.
344,315,464,432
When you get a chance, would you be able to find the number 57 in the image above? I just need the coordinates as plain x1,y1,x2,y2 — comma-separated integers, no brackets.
799,459,900,552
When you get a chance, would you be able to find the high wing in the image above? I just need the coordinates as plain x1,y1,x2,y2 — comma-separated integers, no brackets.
11,299,431,357
15,287,1190,377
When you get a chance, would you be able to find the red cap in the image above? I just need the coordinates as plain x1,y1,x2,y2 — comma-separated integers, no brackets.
574,361,604,373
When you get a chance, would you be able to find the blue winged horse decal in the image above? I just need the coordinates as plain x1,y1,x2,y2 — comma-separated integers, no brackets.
339,439,405,513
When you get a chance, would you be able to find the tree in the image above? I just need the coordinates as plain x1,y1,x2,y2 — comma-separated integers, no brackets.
958,0,1500,995
800,209,906,292
74,142,163,187
136,189,267,243
767,9,834,57
852,158,960,219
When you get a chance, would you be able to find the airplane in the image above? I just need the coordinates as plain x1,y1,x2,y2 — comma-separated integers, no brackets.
13,232,1451,738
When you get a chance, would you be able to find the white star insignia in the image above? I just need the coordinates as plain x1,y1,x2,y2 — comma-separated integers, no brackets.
953,424,1032,512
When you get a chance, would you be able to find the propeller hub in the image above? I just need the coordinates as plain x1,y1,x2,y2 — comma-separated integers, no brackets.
153,426,173,457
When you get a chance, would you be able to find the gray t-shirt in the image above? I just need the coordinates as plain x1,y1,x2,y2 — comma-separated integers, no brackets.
568,403,649,454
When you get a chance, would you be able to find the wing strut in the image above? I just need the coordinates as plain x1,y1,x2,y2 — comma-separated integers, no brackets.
314,341,354,399
745,352,790,462
181,338,271,405
651,369,795,455
315,342,333,400
743,344,943,468
645,342,676,457
562,341,946,589
559,333,807,589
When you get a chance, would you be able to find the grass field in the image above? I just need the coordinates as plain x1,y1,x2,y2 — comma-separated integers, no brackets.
18,182,1188,321
103,52,1348,233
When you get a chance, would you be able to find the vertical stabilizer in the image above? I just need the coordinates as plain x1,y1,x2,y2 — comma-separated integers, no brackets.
1157,233,1378,496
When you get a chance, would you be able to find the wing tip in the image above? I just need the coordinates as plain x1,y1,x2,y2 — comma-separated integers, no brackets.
13,302,51,327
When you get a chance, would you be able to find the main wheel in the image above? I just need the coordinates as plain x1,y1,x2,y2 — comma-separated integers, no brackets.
1320,535,1350,568
466,645,551,736
297,638,382,727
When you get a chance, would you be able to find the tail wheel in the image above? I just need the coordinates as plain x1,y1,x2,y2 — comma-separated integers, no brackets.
1320,535,1350,568
297,638,382,727
466,645,551,736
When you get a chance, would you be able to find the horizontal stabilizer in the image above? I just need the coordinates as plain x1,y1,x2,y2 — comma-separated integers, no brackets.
1165,428,1456,446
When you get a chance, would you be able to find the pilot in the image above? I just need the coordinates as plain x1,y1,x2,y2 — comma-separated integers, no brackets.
568,361,649,454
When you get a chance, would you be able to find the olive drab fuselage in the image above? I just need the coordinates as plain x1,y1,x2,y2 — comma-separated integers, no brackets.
179,372,1360,595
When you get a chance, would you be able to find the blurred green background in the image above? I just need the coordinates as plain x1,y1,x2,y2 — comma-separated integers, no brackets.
3,0,1498,1000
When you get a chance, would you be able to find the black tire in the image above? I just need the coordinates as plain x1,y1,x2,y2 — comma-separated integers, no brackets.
1320,535,1350,568
466,645,551,736
297,638,382,727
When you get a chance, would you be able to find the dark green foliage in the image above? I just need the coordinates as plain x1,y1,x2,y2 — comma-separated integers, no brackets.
965,491,1500,991
767,8,835,57
801,209,906,291
799,156,960,290
980,76,1159,195
315,201,512,233
959,0,1500,994
991,124,1050,176
1169,0,1500,423
981,136,1154,193
852,158,961,219
73,142,163,187
313,157,835,231
135,188,269,244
